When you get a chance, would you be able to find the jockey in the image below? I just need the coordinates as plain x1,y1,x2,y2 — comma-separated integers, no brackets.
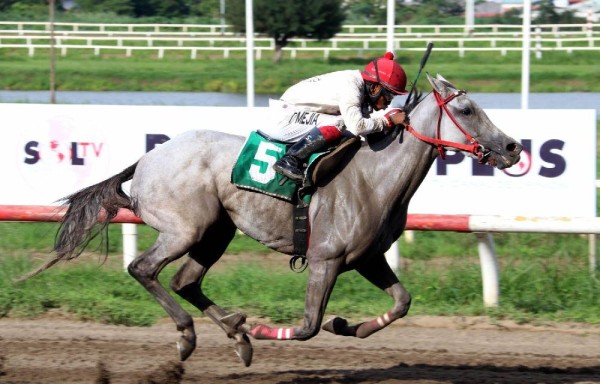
265,51,409,181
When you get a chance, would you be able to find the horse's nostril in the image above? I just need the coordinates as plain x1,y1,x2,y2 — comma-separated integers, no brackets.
506,142,522,153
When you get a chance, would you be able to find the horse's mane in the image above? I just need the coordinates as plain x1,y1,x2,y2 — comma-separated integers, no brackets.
403,88,424,115
365,88,425,150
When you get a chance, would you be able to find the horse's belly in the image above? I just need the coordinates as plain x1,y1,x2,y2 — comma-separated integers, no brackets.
222,189,295,254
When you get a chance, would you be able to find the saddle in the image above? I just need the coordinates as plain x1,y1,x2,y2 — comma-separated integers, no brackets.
307,132,360,186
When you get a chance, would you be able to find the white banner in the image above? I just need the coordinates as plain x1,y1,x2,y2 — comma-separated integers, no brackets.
0,104,263,206
409,109,597,217
0,104,595,217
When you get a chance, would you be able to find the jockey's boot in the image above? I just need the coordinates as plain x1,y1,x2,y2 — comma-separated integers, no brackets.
273,127,327,181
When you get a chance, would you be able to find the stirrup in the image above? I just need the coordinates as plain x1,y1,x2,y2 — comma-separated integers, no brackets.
276,169,304,182
273,163,304,182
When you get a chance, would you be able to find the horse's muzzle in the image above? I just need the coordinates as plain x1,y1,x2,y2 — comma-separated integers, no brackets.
483,141,523,170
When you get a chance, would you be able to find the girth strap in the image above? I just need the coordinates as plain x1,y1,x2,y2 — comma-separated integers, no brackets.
290,203,309,273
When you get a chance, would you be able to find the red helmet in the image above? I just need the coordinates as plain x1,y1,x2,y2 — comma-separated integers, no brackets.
361,52,408,95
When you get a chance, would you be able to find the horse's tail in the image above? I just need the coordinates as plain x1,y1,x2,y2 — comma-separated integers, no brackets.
18,162,139,281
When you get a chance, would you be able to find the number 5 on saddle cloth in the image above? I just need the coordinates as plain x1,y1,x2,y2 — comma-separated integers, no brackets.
231,130,359,204
231,130,360,270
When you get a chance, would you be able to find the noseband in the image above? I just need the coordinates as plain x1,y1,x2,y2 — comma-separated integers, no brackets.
405,89,484,161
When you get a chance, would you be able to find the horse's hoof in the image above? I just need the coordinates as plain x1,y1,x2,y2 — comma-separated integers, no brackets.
234,333,253,367
176,334,196,361
322,316,350,335
323,317,359,337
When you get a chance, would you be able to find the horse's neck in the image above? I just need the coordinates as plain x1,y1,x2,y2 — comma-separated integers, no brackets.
357,96,439,210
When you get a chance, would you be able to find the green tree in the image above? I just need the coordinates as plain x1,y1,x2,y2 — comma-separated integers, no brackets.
489,8,522,24
344,0,464,25
406,0,464,24
187,0,221,20
74,0,135,15
0,0,47,12
533,0,585,24
534,0,560,24
556,10,585,23
225,0,346,62
132,0,190,17
74,0,191,17
344,0,387,24
0,0,13,12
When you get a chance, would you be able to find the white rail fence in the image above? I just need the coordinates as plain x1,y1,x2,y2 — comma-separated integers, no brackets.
0,21,597,36
0,21,598,59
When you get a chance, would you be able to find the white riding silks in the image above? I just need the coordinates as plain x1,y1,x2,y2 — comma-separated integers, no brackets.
261,70,391,142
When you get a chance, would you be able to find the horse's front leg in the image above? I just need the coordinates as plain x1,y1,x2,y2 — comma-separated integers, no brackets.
322,253,411,338
241,257,343,341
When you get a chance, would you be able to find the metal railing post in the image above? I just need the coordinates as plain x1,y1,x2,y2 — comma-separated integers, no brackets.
476,232,499,307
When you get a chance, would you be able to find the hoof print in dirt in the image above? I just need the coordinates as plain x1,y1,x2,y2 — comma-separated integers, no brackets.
95,361,111,384
138,361,185,384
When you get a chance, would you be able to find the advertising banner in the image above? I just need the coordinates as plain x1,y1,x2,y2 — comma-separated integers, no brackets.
0,104,263,206
0,104,595,217
409,109,597,217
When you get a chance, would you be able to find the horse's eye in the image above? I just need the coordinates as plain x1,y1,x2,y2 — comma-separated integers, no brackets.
461,107,472,116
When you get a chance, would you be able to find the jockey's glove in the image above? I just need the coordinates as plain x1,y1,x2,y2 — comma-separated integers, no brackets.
384,108,406,128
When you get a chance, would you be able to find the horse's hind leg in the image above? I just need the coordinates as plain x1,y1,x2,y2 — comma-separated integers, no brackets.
322,253,412,338
127,233,198,361
169,221,253,366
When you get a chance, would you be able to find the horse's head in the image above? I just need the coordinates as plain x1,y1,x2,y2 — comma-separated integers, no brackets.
408,74,522,170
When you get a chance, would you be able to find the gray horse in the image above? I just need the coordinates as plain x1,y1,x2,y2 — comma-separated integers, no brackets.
24,74,522,367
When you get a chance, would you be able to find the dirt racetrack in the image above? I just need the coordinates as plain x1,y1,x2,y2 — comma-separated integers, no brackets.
0,314,599,384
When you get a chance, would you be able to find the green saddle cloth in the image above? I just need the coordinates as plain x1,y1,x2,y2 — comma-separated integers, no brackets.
231,131,323,202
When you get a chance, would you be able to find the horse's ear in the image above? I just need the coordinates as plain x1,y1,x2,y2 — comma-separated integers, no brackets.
428,73,453,98
426,72,434,84
436,73,454,87
436,74,458,92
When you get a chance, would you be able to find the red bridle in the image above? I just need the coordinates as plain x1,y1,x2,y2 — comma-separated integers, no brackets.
405,89,484,161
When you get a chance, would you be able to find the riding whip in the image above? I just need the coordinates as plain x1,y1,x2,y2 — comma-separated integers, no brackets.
404,42,434,108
